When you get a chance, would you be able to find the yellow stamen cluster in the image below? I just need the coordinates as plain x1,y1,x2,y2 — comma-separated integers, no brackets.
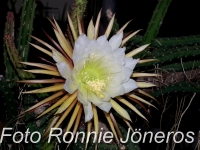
86,79,106,98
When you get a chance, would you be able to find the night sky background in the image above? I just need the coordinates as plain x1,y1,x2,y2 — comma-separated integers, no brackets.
1,0,200,150
2,0,200,69
2,0,200,73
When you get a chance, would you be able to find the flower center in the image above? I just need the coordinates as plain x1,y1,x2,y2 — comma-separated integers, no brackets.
77,53,113,98
80,68,106,98
86,79,106,98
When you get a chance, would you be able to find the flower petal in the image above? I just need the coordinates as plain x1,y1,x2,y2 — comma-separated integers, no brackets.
98,101,112,113
124,58,139,70
56,62,71,79
123,79,138,93
63,79,78,94
77,85,88,105
122,66,132,82
109,32,123,50
83,102,93,122
97,35,110,48
101,91,111,102
73,34,90,63
88,91,103,105
86,40,101,52
113,47,126,65
102,72,122,87
73,55,87,71
52,50,66,63
105,85,125,98
72,42,82,63
76,34,90,46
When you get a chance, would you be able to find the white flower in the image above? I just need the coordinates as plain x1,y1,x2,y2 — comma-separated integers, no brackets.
54,32,139,122
21,13,157,146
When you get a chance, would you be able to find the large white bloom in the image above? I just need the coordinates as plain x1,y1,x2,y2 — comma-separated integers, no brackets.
54,32,139,122
20,12,157,147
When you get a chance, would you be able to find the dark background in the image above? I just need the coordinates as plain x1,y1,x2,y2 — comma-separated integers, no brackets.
2,0,200,74
2,0,200,70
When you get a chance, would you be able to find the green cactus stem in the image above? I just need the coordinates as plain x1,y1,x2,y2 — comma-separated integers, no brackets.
151,34,200,48
4,11,47,97
137,45,200,68
17,0,36,61
0,78,18,122
152,46,200,64
5,33,35,79
3,47,17,84
143,0,172,44
147,45,200,58
151,82,200,97
4,11,35,79
70,0,87,34
129,34,200,48
3,12,19,84
161,60,200,72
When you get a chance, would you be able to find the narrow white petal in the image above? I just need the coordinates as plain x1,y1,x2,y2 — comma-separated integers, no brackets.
108,60,122,73
124,58,139,70
97,35,110,49
77,84,88,105
98,102,112,113
109,32,123,50
113,47,125,62
56,62,71,79
122,67,132,82
123,79,138,93
63,79,78,94
72,42,82,62
83,102,93,122
73,55,88,71
73,34,90,63
91,51,113,71
105,85,125,98
97,59,122,75
88,91,103,105
86,40,100,51
97,35,107,44
76,34,90,46
105,72,122,87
